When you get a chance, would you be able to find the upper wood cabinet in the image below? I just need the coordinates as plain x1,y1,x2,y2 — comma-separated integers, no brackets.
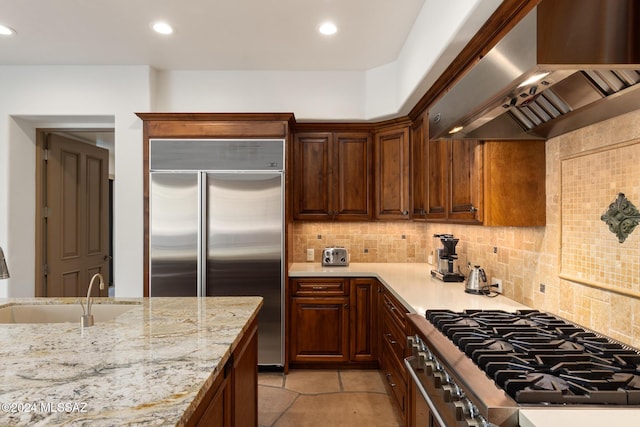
448,139,482,222
482,140,545,226
374,124,411,220
293,131,372,221
412,129,545,226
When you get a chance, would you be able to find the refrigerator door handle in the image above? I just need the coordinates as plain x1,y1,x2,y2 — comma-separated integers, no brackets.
197,172,207,297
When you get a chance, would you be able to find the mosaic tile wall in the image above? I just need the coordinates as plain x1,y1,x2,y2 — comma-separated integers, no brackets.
291,108,640,348
292,222,429,263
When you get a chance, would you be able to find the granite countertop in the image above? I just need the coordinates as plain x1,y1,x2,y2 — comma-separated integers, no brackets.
0,297,262,426
288,262,527,313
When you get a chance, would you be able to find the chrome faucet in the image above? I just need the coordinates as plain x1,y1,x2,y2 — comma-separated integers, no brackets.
80,273,105,327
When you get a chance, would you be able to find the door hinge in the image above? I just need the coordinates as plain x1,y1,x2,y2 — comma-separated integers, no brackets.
43,149,49,161
43,264,49,276
43,207,50,218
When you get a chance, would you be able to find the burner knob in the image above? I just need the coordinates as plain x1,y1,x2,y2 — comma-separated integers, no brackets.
434,370,453,388
442,383,464,402
454,398,479,421
464,415,491,427
416,351,427,366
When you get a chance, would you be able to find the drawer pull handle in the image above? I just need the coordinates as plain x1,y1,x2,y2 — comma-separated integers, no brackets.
385,333,397,345
312,286,327,290
385,373,397,387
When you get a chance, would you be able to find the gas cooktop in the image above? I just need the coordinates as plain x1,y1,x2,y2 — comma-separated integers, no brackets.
426,309,640,405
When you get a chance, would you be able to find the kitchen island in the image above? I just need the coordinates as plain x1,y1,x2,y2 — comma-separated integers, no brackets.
0,297,262,426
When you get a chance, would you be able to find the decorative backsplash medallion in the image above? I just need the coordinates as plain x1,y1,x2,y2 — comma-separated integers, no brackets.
601,193,640,243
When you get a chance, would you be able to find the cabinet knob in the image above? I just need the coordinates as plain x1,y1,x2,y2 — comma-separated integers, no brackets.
343,303,349,309
402,210,409,216
469,205,477,213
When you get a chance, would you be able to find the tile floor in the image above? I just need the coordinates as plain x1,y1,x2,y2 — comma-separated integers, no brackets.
258,369,402,427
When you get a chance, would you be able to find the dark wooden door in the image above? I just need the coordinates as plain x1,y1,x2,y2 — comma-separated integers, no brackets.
448,140,482,222
293,133,332,220
334,132,371,220
410,117,427,219
45,133,109,297
374,126,410,220
290,296,349,363
425,139,448,220
349,278,377,362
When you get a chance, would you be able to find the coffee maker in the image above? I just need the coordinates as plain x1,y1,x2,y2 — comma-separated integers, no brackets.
430,234,465,282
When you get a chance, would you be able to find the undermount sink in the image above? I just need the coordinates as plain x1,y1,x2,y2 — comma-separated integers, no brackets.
0,303,138,324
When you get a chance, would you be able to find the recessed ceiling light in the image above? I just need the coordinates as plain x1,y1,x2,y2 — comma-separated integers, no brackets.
318,22,337,36
0,24,16,36
152,21,174,35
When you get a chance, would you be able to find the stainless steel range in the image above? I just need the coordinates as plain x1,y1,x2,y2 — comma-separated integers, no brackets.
405,310,640,427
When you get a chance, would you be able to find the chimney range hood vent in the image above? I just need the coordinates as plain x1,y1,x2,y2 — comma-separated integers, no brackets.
429,0,640,141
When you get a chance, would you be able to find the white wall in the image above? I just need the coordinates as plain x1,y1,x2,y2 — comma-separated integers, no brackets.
154,1,502,121
0,66,152,298
153,70,367,120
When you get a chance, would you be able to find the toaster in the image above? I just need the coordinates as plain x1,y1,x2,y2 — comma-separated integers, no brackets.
322,247,349,266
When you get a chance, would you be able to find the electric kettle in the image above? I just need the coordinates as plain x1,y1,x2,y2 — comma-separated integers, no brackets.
465,263,487,294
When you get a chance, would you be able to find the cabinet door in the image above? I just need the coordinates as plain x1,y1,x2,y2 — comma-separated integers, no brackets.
349,278,377,362
293,133,332,220
410,117,427,219
334,133,372,220
232,322,258,427
196,374,231,427
290,297,349,363
448,139,482,222
425,139,448,221
374,126,410,220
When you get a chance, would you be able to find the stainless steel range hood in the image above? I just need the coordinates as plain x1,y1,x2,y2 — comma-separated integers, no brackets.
429,0,640,141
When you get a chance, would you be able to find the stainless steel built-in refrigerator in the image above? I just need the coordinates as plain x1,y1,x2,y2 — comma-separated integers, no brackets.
149,139,284,367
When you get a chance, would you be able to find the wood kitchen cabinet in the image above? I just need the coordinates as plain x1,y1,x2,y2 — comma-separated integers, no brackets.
418,138,482,223
293,131,372,221
412,129,545,225
374,122,411,220
288,278,378,366
289,278,350,363
189,317,258,427
379,286,409,422
349,278,378,363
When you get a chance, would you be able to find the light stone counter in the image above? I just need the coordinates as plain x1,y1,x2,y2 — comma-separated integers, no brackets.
289,262,527,314
0,297,262,426
290,263,640,426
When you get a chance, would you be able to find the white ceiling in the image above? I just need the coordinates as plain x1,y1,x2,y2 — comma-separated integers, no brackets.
0,0,426,71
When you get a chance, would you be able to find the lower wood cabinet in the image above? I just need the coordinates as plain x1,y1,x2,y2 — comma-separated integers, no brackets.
288,277,408,420
188,317,258,427
288,277,378,366
379,287,409,422
290,296,350,363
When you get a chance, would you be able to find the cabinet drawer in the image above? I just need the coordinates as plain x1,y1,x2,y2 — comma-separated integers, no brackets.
381,342,407,416
381,292,407,330
291,278,348,296
382,310,407,379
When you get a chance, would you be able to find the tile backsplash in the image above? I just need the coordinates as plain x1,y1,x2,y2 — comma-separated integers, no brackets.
292,107,640,349
292,222,429,263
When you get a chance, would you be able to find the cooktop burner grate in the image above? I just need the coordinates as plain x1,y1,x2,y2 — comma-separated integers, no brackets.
425,309,640,405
